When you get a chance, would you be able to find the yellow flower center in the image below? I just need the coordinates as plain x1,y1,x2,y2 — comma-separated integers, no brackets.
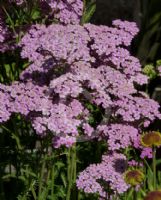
141,131,161,147
124,169,144,186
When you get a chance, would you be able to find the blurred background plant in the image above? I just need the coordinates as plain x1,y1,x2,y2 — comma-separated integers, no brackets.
136,0,161,64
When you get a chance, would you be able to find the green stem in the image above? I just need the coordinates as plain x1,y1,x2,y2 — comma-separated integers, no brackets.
125,191,127,200
153,147,157,189
66,145,77,200
66,148,72,200
2,6,17,37
51,164,55,199
38,158,46,200
77,191,81,200
71,145,77,200
133,187,137,200
31,182,37,200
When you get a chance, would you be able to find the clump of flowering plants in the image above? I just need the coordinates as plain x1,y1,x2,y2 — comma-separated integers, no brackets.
0,0,161,200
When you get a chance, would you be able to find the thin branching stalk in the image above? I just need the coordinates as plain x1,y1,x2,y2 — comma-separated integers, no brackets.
51,162,55,199
66,145,77,200
153,146,157,189
38,157,46,200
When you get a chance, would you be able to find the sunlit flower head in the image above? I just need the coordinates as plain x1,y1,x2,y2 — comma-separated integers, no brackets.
141,131,161,147
124,169,144,186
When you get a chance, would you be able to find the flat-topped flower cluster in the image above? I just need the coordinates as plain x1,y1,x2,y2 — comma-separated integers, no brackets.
0,0,161,198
